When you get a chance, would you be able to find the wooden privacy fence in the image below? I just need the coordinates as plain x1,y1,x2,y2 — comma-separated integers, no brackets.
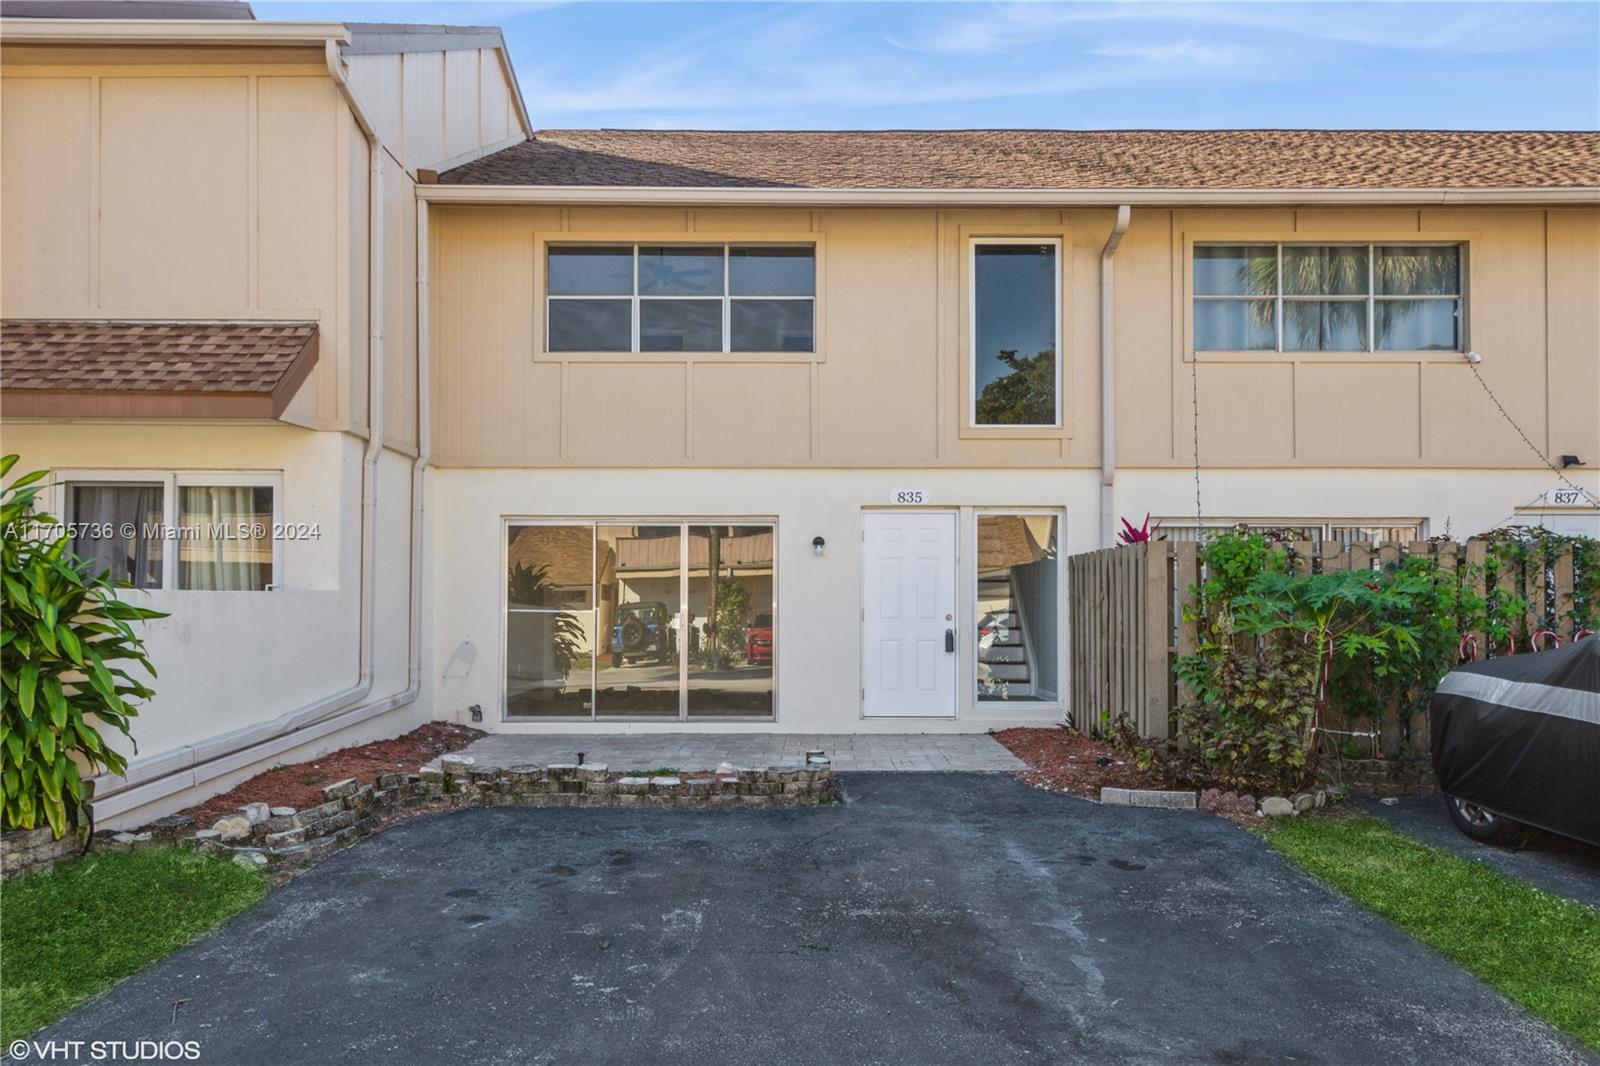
1068,537,1596,754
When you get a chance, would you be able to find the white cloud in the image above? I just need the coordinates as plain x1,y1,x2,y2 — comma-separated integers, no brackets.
1092,39,1245,66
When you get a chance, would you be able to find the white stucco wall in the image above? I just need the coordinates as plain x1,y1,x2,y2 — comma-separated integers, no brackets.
3,422,423,827
428,464,1599,737
428,468,1099,735
1113,468,1600,542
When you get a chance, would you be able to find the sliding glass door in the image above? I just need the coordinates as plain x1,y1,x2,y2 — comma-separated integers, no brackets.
597,524,682,718
505,519,776,721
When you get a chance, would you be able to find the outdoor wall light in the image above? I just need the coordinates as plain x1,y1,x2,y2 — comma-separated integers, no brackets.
812,536,826,556
1561,455,1587,468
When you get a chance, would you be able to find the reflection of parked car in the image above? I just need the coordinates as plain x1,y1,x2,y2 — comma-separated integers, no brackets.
610,601,676,667
745,612,773,665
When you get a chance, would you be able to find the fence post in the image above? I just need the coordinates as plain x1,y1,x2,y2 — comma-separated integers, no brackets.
1553,544,1576,639
1494,542,1519,655
1465,539,1488,658
1174,541,1200,723
1143,542,1170,741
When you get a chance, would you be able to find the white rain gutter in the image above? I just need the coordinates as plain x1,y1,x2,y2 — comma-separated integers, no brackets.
1099,205,1131,547
90,42,422,821
416,185,1600,207
410,199,433,697
0,19,351,47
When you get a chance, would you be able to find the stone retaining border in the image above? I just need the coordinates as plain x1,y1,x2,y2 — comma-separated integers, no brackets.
0,763,837,881
1099,787,1198,810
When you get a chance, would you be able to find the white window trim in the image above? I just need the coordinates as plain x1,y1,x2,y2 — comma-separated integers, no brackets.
545,243,817,355
1152,517,1428,546
54,469,284,591
501,517,779,723
973,508,1064,709
1192,241,1464,354
968,237,1063,429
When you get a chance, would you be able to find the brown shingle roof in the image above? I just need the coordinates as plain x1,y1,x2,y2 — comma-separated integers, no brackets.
439,129,1600,190
1,320,319,419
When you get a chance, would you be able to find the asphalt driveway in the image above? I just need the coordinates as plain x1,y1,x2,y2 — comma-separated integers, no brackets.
38,775,1594,1065
1359,796,1600,911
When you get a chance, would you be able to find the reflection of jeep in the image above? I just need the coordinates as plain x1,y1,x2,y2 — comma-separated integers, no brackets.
610,601,676,668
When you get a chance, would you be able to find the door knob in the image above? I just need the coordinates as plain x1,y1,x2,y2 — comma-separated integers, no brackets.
945,628,955,653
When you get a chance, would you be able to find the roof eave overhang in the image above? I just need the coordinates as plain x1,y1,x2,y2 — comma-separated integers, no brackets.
1,323,318,421
0,18,352,47
417,184,1600,207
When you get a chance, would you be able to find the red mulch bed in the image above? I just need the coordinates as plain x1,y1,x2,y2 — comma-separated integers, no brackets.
994,726,1198,801
181,722,484,828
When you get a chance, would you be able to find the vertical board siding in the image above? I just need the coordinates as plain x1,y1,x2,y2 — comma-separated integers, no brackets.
1069,538,1593,754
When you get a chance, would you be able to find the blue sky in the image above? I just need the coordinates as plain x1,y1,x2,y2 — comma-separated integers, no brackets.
254,2,1600,130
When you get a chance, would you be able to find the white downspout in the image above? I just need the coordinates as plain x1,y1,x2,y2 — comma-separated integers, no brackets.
1099,205,1131,547
86,43,419,820
410,199,432,695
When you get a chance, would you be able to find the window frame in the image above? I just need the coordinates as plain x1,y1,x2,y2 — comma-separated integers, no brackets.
972,508,1064,709
968,236,1065,431
1188,239,1467,357
543,242,818,357
54,469,284,592
500,516,779,723
1152,518,1427,548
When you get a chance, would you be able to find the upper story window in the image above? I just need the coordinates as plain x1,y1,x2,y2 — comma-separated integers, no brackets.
1193,243,1462,353
972,240,1061,427
547,244,815,353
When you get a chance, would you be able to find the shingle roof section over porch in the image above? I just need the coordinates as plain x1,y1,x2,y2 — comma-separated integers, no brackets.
1,319,319,419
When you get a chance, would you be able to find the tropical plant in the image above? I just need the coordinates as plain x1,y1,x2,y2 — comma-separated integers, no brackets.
507,563,585,682
1173,530,1507,790
1116,514,1160,545
713,578,752,661
1,456,165,838
975,348,1055,426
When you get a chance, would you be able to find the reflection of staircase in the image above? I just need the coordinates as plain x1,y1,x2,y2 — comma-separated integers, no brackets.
978,572,1034,698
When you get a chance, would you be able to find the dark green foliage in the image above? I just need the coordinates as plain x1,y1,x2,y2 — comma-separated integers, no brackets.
974,348,1055,426
1,456,165,837
507,562,585,681
1173,530,1526,790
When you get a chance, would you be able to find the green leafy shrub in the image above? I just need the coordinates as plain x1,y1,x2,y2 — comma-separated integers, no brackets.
1173,529,1524,791
1,456,164,838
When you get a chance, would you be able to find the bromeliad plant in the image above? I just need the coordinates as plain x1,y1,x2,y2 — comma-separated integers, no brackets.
1,456,165,838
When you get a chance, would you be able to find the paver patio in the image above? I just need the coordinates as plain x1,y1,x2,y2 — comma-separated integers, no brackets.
428,731,1027,772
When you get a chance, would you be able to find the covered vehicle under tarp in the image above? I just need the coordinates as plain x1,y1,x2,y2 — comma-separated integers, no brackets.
1431,637,1600,847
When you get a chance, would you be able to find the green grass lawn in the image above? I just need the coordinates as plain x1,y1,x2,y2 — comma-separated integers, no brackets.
1,847,267,1042
1267,814,1600,1053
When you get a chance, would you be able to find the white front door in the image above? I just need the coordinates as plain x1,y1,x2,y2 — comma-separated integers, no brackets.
862,511,958,718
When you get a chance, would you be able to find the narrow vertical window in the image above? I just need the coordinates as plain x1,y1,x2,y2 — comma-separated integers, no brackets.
976,513,1059,702
973,241,1059,427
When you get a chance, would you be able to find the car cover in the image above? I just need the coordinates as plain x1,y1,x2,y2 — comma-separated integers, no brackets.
1431,637,1600,847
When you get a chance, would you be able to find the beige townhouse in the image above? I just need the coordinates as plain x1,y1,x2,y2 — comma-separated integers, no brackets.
1,6,527,823
3,8,1597,825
